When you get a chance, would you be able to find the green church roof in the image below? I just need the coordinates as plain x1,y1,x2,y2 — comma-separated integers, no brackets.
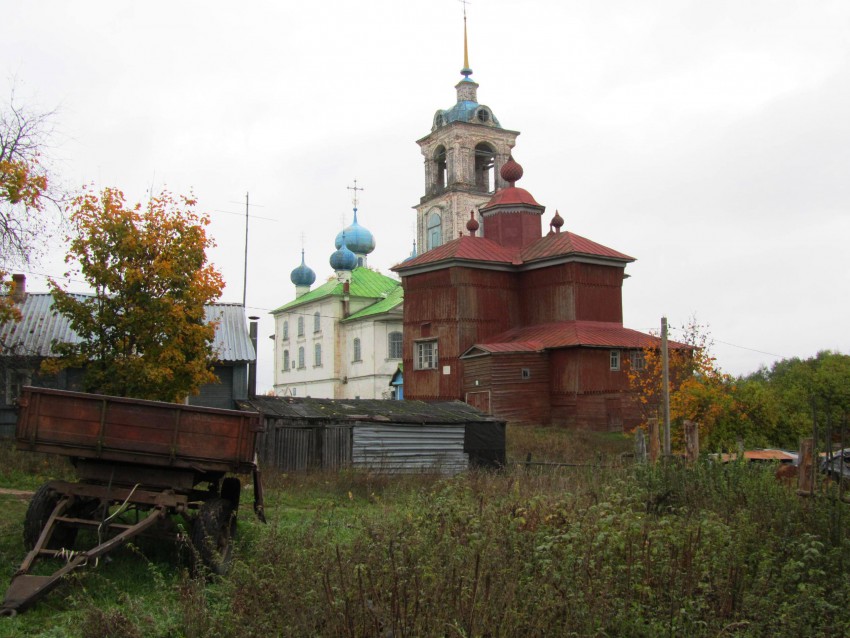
271,267,401,314
343,284,403,322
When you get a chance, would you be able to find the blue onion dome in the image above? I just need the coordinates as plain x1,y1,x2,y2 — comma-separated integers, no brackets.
330,234,358,271
334,208,375,255
290,249,316,287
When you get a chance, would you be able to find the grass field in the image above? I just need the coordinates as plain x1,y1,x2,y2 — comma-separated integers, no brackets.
1,427,848,637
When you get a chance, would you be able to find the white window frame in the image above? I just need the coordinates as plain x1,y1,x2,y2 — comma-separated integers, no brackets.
282,321,289,340
298,346,305,369
610,350,621,371
313,311,321,333
629,350,646,371
314,343,322,367
283,349,290,371
353,337,362,362
388,331,403,359
297,316,305,337
416,340,438,370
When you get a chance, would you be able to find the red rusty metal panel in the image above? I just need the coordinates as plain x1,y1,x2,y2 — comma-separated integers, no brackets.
521,230,634,263
16,387,261,474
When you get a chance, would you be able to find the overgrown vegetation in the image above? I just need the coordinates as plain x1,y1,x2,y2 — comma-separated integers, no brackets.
2,428,849,637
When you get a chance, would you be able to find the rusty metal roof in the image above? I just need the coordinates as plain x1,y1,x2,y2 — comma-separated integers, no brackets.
239,396,503,425
394,230,632,275
521,231,634,263
0,293,255,362
462,320,689,355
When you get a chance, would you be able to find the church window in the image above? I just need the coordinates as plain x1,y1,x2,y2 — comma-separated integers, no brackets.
298,346,305,369
353,338,362,362
610,350,621,371
313,311,321,333
297,316,304,337
314,343,322,367
388,331,402,359
283,349,290,371
416,340,438,370
629,350,646,371
282,321,289,340
474,143,496,193
427,211,442,250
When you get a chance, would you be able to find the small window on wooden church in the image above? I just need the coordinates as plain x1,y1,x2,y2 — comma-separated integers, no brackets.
298,346,305,369
388,332,402,359
521,368,531,380
283,349,290,371
353,338,361,362
629,350,646,371
313,311,321,333
297,316,304,337
610,350,621,371
416,340,438,370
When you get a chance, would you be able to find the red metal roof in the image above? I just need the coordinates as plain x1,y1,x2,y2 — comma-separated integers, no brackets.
482,186,543,208
395,236,521,270
471,320,674,352
522,231,634,263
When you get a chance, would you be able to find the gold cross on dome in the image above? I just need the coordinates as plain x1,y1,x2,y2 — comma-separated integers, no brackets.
346,180,364,208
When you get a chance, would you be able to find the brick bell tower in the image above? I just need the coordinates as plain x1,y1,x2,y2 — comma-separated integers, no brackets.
414,9,520,253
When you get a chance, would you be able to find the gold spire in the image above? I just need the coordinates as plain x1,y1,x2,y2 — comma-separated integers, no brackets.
460,0,472,77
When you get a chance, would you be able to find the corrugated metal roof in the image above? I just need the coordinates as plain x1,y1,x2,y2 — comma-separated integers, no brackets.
481,185,543,209
0,293,254,362
239,396,502,425
0,293,85,356
463,320,689,354
272,267,401,314
204,303,256,362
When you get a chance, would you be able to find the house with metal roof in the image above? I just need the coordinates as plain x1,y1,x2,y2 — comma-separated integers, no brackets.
271,203,404,400
0,277,256,433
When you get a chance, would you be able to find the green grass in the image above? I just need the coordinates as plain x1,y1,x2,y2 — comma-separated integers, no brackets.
0,429,849,637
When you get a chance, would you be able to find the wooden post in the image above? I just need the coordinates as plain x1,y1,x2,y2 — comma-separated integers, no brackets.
661,317,671,457
797,437,814,496
634,429,647,463
648,417,660,465
684,420,699,463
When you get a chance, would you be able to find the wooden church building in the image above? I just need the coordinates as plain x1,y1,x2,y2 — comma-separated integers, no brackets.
393,40,665,431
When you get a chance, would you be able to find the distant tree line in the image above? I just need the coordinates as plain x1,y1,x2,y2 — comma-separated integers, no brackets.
629,320,850,451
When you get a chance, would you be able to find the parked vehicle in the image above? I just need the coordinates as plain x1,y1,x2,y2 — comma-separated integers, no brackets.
1,387,265,616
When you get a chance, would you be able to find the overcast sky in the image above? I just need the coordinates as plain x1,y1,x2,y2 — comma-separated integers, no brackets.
4,0,849,392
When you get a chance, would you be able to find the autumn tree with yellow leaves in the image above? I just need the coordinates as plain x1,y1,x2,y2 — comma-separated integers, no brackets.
0,90,55,324
47,187,224,402
628,318,740,451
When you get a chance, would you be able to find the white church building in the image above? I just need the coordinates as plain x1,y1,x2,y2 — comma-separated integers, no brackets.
271,207,404,399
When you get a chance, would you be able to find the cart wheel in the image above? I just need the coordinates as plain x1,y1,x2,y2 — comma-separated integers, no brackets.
221,477,241,511
191,498,236,576
24,483,77,551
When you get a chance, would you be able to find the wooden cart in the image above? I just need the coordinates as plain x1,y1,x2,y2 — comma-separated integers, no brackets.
1,387,265,616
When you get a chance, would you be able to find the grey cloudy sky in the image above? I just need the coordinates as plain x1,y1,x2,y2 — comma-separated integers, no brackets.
4,0,849,392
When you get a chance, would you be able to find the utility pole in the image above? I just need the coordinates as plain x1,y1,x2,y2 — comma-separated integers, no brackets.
243,192,249,308
661,316,671,457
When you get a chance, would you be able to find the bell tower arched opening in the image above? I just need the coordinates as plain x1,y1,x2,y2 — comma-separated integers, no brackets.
434,146,447,192
474,142,496,194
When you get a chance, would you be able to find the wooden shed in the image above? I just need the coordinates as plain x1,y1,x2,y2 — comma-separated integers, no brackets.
239,396,505,474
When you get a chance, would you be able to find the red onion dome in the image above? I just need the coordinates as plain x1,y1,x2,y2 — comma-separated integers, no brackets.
500,156,524,184
466,210,480,235
551,210,564,231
